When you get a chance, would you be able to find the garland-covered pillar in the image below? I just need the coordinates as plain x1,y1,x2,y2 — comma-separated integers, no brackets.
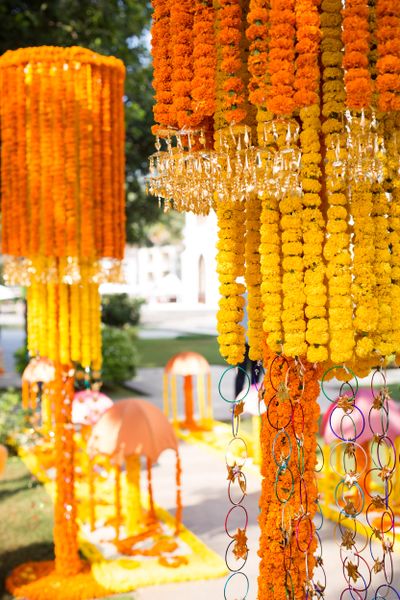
53,363,80,574
0,46,126,594
258,347,322,599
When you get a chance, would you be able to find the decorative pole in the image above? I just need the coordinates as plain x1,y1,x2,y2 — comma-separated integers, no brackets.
0,46,125,598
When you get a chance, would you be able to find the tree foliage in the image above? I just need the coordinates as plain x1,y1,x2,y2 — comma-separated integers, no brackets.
0,0,181,244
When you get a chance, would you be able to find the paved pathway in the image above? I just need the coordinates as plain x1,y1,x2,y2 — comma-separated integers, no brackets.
135,441,400,600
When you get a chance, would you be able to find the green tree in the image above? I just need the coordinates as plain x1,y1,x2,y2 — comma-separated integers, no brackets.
0,0,181,245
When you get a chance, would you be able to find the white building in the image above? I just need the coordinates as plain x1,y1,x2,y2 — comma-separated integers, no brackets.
180,212,218,307
121,212,218,307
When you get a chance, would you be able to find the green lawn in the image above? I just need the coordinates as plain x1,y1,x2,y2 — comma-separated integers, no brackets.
135,334,224,368
0,457,54,599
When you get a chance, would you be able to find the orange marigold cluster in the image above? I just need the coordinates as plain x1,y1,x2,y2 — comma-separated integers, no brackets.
246,0,270,107
342,0,373,109
0,46,126,262
170,0,195,129
267,0,297,115
294,0,321,107
151,0,174,131
376,0,400,111
192,0,217,130
217,0,247,125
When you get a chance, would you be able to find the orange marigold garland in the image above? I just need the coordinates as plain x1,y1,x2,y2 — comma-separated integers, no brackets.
0,46,126,275
151,0,174,131
342,0,373,109
217,0,247,126
294,0,321,108
170,0,195,129
376,0,400,112
192,0,217,135
267,0,297,116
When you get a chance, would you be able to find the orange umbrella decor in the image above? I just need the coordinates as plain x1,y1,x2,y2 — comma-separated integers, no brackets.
88,398,182,544
0,46,126,600
164,351,213,430
0,444,8,479
22,357,56,429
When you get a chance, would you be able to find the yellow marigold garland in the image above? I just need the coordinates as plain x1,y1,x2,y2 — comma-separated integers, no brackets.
280,129,307,358
25,262,102,370
216,201,246,365
321,0,355,365
300,105,328,363
259,164,283,352
245,194,263,361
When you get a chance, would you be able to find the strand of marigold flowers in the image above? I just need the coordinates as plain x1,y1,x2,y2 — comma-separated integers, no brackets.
191,0,216,141
53,362,81,575
266,0,297,116
320,0,355,366
151,0,174,132
217,0,247,127
15,63,28,254
300,104,328,364
368,1,394,361
40,63,55,257
258,346,322,600
295,0,328,363
266,0,307,358
279,120,307,359
216,201,246,366
170,0,194,130
244,195,263,362
246,0,269,109
214,0,247,365
53,61,67,257
371,160,393,359
245,0,269,362
92,64,103,256
259,123,283,354
376,0,400,112
246,0,285,354
30,63,41,256
349,155,379,365
385,113,400,362
342,0,373,110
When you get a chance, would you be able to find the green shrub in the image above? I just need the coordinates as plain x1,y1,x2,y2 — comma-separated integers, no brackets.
101,294,144,328
101,326,138,384
14,325,138,386
0,388,31,450
14,345,29,376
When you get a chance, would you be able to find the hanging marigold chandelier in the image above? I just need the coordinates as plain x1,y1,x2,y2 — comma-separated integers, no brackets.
149,1,400,599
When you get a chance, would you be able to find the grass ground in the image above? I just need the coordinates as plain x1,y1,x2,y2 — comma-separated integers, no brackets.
135,334,224,368
0,457,54,599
